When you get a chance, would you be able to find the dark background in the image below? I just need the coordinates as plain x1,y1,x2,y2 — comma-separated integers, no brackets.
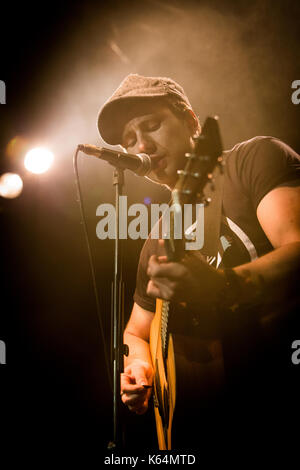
0,0,299,460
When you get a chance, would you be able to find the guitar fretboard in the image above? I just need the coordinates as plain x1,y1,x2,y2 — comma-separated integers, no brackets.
161,300,170,360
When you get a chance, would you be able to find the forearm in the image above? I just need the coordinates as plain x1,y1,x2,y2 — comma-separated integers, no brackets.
124,330,153,370
232,241,300,313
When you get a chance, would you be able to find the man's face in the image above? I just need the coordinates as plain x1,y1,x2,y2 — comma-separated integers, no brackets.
121,103,194,188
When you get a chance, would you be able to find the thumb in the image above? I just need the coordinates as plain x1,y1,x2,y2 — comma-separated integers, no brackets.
130,363,148,386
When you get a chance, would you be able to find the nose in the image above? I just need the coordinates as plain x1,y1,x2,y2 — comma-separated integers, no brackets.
137,133,156,155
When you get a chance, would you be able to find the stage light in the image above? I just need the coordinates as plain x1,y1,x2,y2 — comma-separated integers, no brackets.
24,147,54,174
0,173,23,199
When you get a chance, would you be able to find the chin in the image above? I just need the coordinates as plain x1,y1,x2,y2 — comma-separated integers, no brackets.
147,167,176,188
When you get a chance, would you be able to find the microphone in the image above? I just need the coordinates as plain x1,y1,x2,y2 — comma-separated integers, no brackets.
78,144,152,176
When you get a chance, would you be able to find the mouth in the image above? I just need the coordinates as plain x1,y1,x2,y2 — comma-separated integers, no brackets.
150,155,167,171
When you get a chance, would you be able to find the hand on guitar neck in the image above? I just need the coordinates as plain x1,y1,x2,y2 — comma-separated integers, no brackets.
146,240,227,318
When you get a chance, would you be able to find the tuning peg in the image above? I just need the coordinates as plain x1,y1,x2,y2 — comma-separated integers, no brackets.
177,169,200,179
218,155,225,173
203,197,211,206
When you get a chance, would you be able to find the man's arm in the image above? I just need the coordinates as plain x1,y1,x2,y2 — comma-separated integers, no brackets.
146,185,300,321
122,185,300,414
121,303,154,414
234,185,300,310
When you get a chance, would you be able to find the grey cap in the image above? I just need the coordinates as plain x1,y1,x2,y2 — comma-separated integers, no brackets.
97,73,192,145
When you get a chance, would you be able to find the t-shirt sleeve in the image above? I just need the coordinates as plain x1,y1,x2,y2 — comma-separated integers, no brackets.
133,238,157,313
232,136,300,210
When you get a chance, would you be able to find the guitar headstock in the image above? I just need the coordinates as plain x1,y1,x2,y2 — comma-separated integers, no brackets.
173,116,223,205
165,116,223,260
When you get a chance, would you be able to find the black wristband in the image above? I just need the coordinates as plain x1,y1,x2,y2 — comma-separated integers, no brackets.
219,268,241,312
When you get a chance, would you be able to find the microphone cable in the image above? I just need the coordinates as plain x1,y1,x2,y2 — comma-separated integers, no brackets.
73,146,112,392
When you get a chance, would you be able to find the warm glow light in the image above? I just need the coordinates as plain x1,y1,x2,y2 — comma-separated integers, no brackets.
24,147,54,174
0,173,23,198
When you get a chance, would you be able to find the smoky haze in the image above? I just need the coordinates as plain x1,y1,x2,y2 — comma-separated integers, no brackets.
0,0,299,455
27,0,299,158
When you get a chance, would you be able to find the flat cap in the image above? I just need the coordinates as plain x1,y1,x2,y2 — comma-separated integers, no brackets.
97,73,192,145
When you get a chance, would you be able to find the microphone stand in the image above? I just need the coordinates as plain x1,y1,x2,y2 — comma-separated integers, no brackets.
107,166,128,450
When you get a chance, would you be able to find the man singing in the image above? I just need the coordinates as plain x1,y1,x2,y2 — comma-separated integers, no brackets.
97,74,300,450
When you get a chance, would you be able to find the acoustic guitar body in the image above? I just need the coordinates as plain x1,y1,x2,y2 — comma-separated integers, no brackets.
150,299,226,450
150,298,175,450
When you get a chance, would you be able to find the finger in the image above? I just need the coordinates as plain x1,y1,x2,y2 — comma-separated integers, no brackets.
147,279,174,301
121,373,141,393
120,372,134,387
134,401,149,415
147,256,186,280
158,239,167,256
129,364,150,387
123,391,147,406
157,255,168,263
121,391,148,410
137,393,152,414
129,397,149,414
146,279,162,299
182,250,207,271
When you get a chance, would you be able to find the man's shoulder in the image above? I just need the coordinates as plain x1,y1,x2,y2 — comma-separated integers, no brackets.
222,135,300,208
224,135,299,175
225,135,299,160
225,135,281,158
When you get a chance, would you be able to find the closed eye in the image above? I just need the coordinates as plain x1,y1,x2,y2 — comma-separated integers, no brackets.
123,134,136,149
144,120,160,132
122,117,161,149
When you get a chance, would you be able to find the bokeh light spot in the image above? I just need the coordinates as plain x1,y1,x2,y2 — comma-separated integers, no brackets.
24,147,54,174
0,173,23,199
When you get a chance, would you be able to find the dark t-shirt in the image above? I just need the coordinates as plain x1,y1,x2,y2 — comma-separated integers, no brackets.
134,136,300,311
132,136,300,447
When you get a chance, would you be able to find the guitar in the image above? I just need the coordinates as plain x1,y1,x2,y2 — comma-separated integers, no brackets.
149,117,225,450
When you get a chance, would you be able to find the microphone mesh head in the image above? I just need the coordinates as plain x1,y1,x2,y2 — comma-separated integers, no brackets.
136,153,152,176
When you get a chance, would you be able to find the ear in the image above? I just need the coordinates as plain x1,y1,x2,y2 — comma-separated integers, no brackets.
184,109,201,137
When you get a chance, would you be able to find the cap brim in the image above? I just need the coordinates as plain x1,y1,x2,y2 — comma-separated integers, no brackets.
97,94,167,145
